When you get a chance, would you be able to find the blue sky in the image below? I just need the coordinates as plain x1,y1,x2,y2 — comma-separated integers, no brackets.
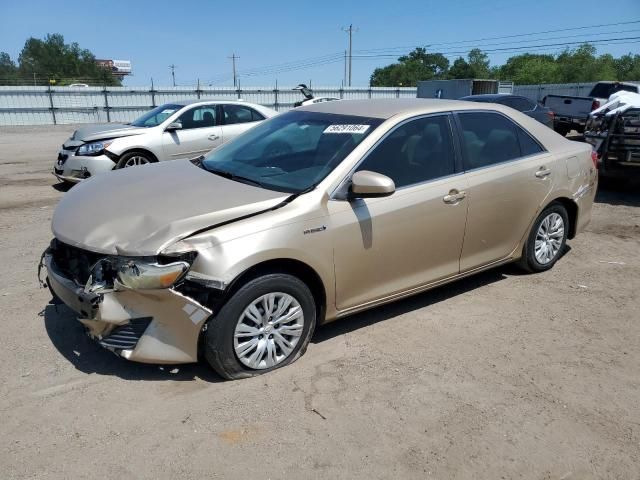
1,0,639,87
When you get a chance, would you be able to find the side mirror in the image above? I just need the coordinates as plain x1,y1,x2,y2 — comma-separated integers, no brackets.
349,170,395,199
165,121,182,131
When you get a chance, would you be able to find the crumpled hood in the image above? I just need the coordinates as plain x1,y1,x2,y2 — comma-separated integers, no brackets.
52,160,289,256
65,123,149,146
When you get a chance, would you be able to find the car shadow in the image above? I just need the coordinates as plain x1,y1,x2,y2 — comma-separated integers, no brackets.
41,300,223,382
596,177,640,207
313,266,508,343
43,267,510,381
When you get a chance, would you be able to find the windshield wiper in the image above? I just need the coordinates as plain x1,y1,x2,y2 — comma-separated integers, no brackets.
206,168,266,188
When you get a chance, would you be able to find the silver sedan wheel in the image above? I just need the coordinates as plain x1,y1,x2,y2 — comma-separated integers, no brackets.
123,155,150,167
534,212,564,264
233,292,305,370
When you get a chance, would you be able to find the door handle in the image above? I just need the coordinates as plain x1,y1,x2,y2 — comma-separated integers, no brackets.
208,134,219,141
443,190,466,204
535,167,551,178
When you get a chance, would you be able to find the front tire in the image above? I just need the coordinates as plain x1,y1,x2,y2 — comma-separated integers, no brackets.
204,274,316,380
519,203,569,272
115,150,155,169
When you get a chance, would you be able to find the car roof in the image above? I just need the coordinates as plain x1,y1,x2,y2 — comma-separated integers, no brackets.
595,80,638,85
297,98,497,119
460,94,526,101
169,99,255,107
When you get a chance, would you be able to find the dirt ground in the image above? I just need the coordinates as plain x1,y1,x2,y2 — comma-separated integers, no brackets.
0,125,639,480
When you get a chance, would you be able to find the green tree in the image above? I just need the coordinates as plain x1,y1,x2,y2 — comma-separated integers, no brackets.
7,33,121,86
370,48,449,87
496,53,560,84
467,48,490,78
555,44,599,82
0,52,18,83
448,49,491,79
448,57,474,79
614,54,640,81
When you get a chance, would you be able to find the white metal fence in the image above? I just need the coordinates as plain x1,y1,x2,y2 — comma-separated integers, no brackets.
3,82,637,126
0,85,419,126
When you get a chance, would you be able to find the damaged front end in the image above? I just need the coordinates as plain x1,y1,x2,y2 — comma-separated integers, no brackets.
41,239,219,364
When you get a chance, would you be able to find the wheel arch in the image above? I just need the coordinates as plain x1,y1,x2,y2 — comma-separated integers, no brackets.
544,196,578,239
115,147,159,166
223,258,327,324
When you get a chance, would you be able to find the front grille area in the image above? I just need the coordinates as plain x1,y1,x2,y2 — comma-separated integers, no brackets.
99,318,152,350
50,239,108,285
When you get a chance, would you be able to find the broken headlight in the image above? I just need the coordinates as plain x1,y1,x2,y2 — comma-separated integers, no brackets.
116,260,190,290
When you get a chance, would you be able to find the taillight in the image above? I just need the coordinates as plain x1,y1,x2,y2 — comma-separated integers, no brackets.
591,99,600,111
591,149,599,168
547,110,555,119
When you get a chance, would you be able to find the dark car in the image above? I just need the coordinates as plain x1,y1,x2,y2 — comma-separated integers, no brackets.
460,94,554,129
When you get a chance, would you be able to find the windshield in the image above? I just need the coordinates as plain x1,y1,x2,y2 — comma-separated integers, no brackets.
130,104,181,127
589,83,637,99
201,110,383,193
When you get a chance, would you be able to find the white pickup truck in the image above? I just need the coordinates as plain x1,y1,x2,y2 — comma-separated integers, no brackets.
543,81,640,136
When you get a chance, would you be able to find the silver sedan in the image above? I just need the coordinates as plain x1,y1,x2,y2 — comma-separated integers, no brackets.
53,100,277,183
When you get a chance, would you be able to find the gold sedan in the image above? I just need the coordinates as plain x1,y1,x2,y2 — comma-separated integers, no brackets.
44,99,597,379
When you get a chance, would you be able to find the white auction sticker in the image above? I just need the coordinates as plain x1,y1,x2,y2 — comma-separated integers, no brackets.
323,124,370,134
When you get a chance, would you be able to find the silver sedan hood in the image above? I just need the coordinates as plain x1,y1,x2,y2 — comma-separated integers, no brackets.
66,123,149,145
51,160,289,256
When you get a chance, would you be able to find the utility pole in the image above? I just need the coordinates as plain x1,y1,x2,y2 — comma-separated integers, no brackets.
169,64,176,86
342,24,357,86
228,53,239,87
343,50,347,87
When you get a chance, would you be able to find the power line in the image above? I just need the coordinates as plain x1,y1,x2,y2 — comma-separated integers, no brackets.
354,28,640,56
228,52,342,77
206,54,344,83
351,35,640,59
211,22,640,83
353,19,640,55
196,20,640,85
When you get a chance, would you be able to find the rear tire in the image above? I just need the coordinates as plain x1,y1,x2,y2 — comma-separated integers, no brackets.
519,203,569,273
204,273,316,380
115,150,155,169
554,125,570,137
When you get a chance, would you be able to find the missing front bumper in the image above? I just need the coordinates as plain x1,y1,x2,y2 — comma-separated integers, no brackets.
43,253,212,364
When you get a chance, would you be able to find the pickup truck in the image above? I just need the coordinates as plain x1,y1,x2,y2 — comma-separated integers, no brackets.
543,81,640,136
584,91,640,177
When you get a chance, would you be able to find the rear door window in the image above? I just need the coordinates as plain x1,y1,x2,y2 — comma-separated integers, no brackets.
223,104,265,124
457,112,542,170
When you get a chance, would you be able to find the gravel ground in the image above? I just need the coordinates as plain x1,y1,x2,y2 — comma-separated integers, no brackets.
0,125,639,479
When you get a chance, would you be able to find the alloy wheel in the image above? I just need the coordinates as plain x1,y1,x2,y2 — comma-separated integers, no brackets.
123,155,150,167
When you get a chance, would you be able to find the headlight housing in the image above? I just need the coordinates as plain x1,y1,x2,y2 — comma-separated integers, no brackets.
116,259,190,290
76,140,113,156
